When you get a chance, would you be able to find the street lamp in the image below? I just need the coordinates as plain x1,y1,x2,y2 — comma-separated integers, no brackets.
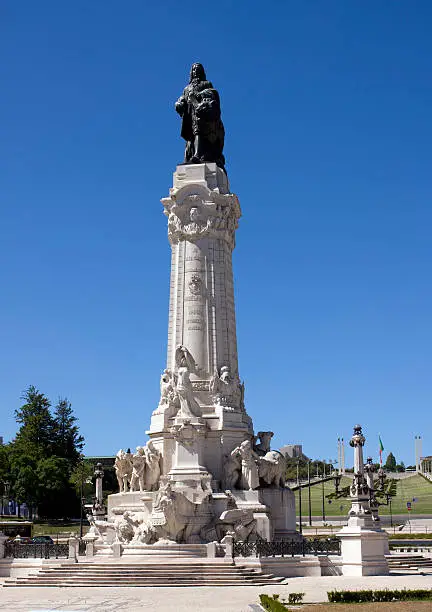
321,463,326,523
79,462,85,539
4,481,10,516
78,462,92,539
297,460,302,534
333,471,342,495
307,460,312,527
376,467,394,528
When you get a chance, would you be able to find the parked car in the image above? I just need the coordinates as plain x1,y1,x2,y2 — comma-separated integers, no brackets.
12,536,33,543
31,536,54,544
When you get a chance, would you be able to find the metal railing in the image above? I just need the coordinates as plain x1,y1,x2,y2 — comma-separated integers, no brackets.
4,542,69,559
233,537,341,558
78,539,87,556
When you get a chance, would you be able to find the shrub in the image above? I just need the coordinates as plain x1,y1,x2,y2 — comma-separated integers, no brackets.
259,593,305,610
328,588,432,603
259,594,287,611
288,592,304,604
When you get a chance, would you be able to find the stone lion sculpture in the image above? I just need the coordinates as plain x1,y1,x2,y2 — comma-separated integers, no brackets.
258,450,286,487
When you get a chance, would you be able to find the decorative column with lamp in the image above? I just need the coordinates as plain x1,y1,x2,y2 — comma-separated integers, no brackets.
337,424,389,576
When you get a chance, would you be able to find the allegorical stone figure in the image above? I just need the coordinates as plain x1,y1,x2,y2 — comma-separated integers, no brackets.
231,440,260,490
144,440,161,491
175,63,225,171
175,345,201,418
130,446,146,493
115,449,133,493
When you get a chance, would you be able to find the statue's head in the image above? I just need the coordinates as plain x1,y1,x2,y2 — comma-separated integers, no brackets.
189,207,201,222
258,431,274,443
190,63,206,82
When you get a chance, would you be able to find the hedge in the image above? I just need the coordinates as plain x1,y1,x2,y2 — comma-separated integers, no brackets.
328,588,432,603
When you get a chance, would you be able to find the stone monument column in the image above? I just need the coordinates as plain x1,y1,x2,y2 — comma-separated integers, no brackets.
149,162,253,484
164,163,240,382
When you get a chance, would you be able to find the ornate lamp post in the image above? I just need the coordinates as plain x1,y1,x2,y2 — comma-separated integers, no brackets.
376,467,394,528
92,462,105,519
79,462,85,539
297,460,302,534
337,424,389,576
364,456,379,522
347,425,373,526
321,462,326,524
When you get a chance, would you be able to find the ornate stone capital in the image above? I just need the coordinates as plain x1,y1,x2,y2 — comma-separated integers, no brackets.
162,184,241,249
350,424,365,448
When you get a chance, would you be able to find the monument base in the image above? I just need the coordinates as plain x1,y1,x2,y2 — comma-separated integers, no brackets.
108,491,156,517
260,487,299,540
337,525,389,576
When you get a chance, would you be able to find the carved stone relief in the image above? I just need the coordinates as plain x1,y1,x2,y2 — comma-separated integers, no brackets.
162,186,241,250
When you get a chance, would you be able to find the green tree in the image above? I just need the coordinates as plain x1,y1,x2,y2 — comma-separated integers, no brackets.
0,443,10,485
8,386,85,519
12,459,39,518
37,456,78,518
384,452,397,471
70,461,94,501
13,386,54,459
52,398,84,463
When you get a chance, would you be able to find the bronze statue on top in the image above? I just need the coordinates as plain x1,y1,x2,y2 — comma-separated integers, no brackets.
175,63,226,171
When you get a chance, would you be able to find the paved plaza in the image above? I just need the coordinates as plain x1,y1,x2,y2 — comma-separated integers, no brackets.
1,574,431,612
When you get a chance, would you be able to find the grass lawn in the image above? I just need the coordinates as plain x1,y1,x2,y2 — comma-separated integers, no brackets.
32,522,89,537
293,474,432,518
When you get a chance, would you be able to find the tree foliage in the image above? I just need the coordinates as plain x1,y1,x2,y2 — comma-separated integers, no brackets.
285,456,335,480
384,452,397,471
6,386,85,519
52,398,84,462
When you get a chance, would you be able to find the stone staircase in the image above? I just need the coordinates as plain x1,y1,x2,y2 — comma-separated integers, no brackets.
387,554,432,574
3,561,286,587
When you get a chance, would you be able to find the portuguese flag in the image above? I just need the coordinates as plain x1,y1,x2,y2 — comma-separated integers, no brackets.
379,435,384,466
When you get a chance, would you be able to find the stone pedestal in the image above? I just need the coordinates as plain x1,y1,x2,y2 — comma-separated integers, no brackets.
0,532,7,559
107,491,155,518
68,536,78,562
169,417,209,478
261,488,298,540
230,490,271,541
338,526,389,576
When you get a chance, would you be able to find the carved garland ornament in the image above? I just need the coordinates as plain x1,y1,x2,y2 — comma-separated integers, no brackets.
162,190,240,249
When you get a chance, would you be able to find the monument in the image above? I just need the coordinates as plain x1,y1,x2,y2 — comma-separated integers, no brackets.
88,64,297,556
337,425,389,576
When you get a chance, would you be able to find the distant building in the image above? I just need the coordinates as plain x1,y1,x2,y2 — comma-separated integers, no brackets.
0,436,3,445
420,455,432,478
84,455,115,468
280,444,303,458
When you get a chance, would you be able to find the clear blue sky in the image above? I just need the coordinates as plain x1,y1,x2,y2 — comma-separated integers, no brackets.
1,1,431,466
